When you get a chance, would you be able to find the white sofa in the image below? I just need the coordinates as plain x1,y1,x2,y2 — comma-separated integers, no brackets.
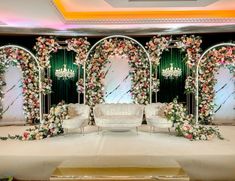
62,103,90,135
93,103,144,133
145,103,172,133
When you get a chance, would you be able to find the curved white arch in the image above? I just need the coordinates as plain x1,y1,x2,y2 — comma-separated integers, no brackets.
195,42,235,124
0,45,43,122
84,35,152,104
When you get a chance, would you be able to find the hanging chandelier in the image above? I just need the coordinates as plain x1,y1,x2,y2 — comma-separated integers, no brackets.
55,49,75,80
162,48,182,79
162,63,182,79
55,64,75,79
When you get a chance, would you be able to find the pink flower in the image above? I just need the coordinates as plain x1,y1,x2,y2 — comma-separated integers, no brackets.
23,132,29,139
185,134,193,140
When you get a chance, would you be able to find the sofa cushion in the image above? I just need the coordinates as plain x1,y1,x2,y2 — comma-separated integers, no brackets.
96,104,143,116
97,115,141,124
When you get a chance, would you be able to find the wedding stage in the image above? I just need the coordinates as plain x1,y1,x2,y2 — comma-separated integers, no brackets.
0,125,235,181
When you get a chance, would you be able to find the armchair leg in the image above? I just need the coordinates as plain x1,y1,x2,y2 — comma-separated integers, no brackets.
168,127,171,134
150,126,153,134
136,127,139,135
81,127,85,136
98,126,100,135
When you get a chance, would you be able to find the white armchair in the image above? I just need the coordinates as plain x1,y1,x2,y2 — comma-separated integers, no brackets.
145,103,172,133
62,103,90,135
93,103,144,133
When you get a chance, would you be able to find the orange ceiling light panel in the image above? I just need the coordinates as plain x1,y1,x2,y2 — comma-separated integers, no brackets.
53,0,235,20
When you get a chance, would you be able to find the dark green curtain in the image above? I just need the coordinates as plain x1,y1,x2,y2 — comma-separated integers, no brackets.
157,48,187,103
50,50,78,105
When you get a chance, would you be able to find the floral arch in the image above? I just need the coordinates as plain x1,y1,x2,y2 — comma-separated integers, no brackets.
84,35,151,107
146,35,202,97
194,43,235,124
34,37,90,105
0,45,43,123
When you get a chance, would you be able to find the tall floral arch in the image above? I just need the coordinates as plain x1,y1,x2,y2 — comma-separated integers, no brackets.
34,37,90,105
146,35,202,96
0,45,43,123
194,43,235,124
84,35,151,107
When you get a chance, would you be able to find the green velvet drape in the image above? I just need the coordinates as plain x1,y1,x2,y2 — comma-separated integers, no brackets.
50,50,78,105
157,48,187,103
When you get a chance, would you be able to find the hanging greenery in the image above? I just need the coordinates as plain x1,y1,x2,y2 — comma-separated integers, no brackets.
0,47,40,123
86,37,150,107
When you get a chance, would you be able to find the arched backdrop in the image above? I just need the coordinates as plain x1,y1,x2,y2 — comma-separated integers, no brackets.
0,45,43,123
194,43,235,124
84,35,152,106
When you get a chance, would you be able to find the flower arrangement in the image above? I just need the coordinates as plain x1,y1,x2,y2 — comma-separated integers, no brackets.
146,35,172,66
0,47,40,123
66,37,90,65
40,78,52,95
175,35,202,69
0,102,68,141
164,98,223,141
76,78,84,93
34,37,60,68
86,37,150,106
185,46,235,124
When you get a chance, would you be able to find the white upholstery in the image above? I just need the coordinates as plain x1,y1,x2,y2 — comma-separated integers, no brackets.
145,103,172,130
94,104,144,130
62,104,90,132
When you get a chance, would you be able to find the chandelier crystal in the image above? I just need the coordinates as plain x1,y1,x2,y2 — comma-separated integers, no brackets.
162,63,182,79
55,64,75,79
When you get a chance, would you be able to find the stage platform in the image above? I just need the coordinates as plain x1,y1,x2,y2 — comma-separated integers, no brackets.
0,125,235,181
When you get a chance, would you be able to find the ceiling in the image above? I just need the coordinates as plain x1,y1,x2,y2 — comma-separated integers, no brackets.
0,0,234,36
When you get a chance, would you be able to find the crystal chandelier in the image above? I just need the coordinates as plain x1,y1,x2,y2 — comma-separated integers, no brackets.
55,49,75,80
162,48,182,79
55,64,75,79
162,63,182,79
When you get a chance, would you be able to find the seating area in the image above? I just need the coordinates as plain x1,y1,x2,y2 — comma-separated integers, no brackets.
94,103,144,132
62,103,90,135
63,103,171,134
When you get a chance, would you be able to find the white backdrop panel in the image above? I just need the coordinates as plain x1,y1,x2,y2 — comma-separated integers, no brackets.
104,55,133,103
214,67,235,124
1,65,25,124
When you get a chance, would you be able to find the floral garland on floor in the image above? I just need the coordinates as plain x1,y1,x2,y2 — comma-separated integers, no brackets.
185,46,235,124
0,47,40,123
86,37,150,106
0,102,68,141
164,98,223,141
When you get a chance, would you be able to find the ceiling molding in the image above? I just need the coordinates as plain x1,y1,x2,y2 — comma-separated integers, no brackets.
0,24,234,36
106,0,218,7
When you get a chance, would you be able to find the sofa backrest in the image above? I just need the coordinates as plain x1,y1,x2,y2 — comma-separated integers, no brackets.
67,103,90,119
95,103,143,116
145,103,166,117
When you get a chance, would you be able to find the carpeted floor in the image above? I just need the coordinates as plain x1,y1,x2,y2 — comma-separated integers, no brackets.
0,125,235,181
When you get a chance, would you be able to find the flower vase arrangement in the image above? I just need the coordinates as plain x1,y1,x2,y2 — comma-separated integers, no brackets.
164,98,223,141
0,101,68,141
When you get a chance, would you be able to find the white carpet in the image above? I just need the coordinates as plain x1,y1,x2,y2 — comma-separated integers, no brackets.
0,125,235,181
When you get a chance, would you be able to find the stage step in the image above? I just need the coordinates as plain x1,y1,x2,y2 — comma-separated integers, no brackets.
50,167,189,181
